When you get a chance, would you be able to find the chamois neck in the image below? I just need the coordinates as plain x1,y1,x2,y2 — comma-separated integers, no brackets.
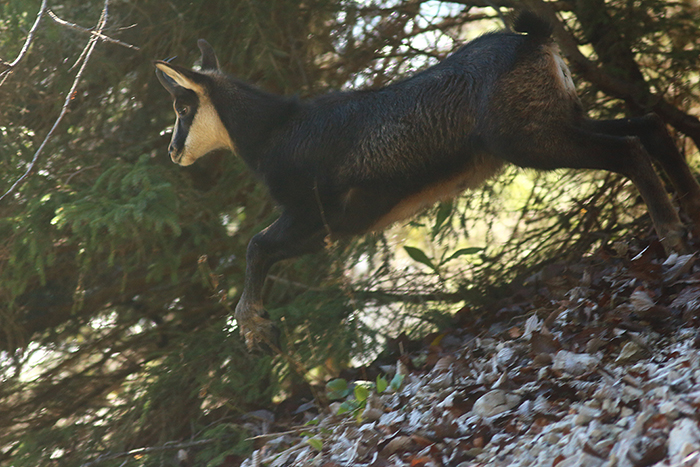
210,77,297,165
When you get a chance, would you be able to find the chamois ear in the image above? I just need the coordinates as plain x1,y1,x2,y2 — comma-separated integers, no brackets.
197,39,220,71
154,61,203,94
154,63,178,95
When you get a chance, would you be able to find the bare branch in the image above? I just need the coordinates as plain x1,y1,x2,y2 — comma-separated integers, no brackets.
0,0,49,86
267,274,467,303
80,438,221,467
47,9,140,51
0,0,111,203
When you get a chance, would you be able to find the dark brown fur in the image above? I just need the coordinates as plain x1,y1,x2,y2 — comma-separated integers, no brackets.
156,13,700,350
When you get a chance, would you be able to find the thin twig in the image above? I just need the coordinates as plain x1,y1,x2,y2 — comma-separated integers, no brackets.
245,425,319,441
313,178,333,241
64,164,100,186
80,438,221,467
0,0,49,85
267,274,326,292
0,0,109,203
47,9,140,50
483,0,509,28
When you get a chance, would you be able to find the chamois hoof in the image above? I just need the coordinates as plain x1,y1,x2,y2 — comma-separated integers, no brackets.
240,315,281,354
659,226,692,256
690,222,700,244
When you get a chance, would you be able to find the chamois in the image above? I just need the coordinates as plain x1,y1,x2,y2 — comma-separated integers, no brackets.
155,12,700,350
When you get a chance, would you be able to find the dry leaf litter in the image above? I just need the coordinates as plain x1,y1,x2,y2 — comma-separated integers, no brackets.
240,241,700,467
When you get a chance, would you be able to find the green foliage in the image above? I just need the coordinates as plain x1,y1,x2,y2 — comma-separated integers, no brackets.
0,189,59,299
305,437,324,451
52,156,185,278
404,245,483,276
326,377,352,400
376,374,389,394
326,378,368,416
404,245,438,273
387,373,405,393
326,374,404,420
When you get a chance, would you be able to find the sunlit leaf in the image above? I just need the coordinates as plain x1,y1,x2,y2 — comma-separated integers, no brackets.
326,378,351,400
390,373,405,392
376,375,388,394
354,384,369,402
442,247,483,264
307,438,323,451
337,400,359,415
432,201,453,238
404,246,437,272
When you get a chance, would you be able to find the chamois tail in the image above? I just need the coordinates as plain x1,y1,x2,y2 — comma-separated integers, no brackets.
513,11,553,42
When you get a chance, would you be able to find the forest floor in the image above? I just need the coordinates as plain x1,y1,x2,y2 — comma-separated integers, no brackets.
238,233,700,467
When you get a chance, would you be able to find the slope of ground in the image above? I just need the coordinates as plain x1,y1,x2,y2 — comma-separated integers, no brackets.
239,236,700,467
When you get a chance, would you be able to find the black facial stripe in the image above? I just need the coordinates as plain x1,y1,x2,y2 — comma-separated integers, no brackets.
173,97,199,119
174,103,197,125
171,118,189,152
170,91,199,153
172,86,199,114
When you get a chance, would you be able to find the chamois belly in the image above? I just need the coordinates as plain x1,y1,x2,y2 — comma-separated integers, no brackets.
369,156,504,232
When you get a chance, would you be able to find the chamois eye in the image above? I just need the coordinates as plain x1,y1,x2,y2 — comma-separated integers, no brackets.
176,105,190,117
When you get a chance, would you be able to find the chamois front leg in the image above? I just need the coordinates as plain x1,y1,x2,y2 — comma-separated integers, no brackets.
235,212,327,350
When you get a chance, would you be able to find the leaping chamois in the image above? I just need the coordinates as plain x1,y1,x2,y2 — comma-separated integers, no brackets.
155,12,700,350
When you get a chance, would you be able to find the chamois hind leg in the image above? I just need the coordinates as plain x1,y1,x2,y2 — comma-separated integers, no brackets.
583,114,700,231
236,211,327,350
492,127,689,254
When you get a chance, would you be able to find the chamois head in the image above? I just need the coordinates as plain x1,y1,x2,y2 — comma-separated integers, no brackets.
154,39,233,166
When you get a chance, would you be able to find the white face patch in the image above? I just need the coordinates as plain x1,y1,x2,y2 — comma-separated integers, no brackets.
156,62,235,165
176,93,234,166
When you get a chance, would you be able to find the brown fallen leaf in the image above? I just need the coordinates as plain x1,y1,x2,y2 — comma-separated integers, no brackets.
380,435,415,456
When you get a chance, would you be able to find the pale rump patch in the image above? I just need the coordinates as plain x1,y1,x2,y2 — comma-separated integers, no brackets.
370,156,504,231
178,95,234,166
547,44,576,96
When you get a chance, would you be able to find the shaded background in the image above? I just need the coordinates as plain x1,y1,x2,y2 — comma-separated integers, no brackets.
1,0,699,465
